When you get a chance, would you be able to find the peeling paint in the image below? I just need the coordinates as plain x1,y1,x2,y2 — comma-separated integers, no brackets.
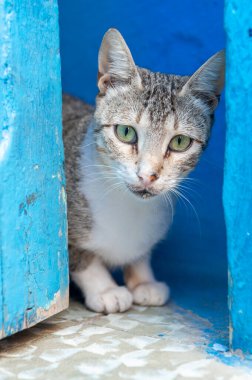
19,193,39,216
24,290,69,332
26,193,38,206
0,128,12,162
60,186,67,205
0,0,68,339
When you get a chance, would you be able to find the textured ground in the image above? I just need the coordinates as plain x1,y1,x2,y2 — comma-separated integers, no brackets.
0,301,252,380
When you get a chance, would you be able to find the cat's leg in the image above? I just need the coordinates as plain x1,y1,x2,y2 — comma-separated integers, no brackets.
124,256,169,306
70,247,132,313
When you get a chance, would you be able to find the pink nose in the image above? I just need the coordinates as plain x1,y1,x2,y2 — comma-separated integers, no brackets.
137,172,159,187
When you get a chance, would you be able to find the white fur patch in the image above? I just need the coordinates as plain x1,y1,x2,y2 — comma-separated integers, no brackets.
0,128,12,162
71,258,133,313
79,130,171,266
132,282,170,306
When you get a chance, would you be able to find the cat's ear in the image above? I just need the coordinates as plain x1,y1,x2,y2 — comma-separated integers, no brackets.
98,28,141,94
180,50,225,109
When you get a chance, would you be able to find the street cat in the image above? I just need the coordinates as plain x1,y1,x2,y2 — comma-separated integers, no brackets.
63,29,225,313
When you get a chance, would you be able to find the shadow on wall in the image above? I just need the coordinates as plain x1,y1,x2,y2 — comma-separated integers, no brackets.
58,0,227,288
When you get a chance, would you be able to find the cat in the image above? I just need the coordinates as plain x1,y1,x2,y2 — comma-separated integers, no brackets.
63,28,225,314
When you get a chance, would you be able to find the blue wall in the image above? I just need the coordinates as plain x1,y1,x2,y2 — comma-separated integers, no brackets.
224,0,252,353
58,0,226,292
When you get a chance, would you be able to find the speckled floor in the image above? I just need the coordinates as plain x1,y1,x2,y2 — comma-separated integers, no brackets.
0,301,252,380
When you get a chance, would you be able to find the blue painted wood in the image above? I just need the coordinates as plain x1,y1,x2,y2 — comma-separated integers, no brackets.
224,0,252,353
0,0,68,338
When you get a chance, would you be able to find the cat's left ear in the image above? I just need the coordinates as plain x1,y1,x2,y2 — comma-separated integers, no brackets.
98,28,142,94
180,50,225,110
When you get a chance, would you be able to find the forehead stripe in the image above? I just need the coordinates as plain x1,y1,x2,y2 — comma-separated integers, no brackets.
135,108,144,124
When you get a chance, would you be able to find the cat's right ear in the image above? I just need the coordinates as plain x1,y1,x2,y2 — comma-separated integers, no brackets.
98,28,141,94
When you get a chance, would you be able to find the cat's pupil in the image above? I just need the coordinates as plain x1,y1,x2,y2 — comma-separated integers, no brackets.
125,127,129,136
178,136,182,145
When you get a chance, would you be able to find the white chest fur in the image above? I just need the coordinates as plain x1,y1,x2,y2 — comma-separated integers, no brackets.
79,134,171,266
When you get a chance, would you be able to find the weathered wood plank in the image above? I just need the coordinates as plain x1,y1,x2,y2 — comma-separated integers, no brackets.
0,0,68,338
224,0,252,352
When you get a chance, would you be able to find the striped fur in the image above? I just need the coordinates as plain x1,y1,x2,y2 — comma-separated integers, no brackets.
63,29,225,313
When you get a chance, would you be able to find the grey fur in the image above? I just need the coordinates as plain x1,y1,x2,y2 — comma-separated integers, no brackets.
63,95,93,256
63,29,225,275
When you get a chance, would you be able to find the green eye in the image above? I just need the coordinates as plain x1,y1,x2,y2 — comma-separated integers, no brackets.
169,135,192,152
115,124,137,144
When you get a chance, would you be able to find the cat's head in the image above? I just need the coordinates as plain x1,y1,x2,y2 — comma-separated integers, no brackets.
94,29,225,200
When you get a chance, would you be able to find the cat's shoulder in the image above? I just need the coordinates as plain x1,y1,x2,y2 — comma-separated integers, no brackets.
62,94,94,139
63,94,93,122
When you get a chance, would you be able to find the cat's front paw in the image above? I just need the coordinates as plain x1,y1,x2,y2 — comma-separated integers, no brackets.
131,281,169,306
85,286,133,314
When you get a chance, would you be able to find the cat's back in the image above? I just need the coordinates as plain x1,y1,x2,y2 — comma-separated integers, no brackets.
62,94,94,246
63,94,94,151
63,94,94,183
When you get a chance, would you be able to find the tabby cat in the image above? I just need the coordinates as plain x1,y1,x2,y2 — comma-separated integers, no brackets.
63,28,225,313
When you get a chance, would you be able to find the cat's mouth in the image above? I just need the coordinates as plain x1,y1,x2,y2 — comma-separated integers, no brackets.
127,185,156,199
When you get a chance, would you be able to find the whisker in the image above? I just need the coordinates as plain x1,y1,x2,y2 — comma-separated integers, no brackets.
82,164,113,169
85,175,119,182
81,142,96,149
171,188,202,237
100,181,124,201
163,192,174,222
176,183,202,200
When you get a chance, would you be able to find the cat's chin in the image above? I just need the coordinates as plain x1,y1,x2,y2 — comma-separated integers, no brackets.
126,185,158,200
